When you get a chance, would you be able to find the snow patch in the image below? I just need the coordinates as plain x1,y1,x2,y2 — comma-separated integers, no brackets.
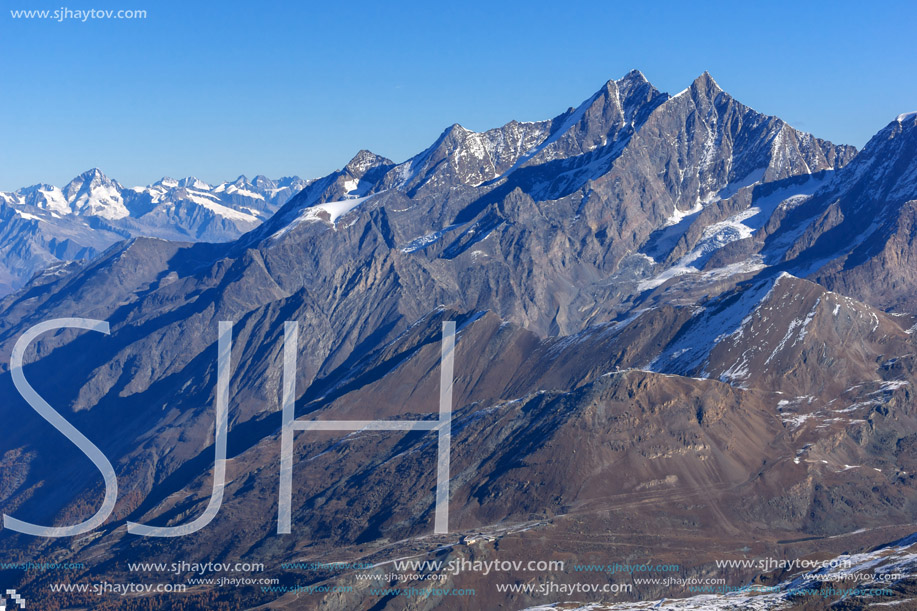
270,194,377,239
400,225,460,253
14,210,42,222
183,194,260,223
663,200,703,227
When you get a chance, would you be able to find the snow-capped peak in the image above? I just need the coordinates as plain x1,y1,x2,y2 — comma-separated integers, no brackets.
345,150,391,177
618,68,649,85
2,169,311,230
177,176,210,190
63,168,128,219
155,177,180,188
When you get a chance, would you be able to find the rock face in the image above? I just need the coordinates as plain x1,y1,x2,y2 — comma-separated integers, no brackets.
0,170,310,295
2,71,917,610
766,113,917,310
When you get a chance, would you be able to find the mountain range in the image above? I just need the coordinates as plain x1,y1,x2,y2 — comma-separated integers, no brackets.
0,170,310,295
1,70,917,610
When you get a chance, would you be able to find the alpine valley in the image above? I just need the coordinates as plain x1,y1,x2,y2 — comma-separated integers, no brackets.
2,70,917,610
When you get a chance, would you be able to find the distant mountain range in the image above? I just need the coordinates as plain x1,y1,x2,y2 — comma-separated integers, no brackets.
0,170,310,294
2,71,917,610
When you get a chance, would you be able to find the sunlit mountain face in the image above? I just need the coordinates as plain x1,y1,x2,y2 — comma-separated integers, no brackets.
2,72,917,610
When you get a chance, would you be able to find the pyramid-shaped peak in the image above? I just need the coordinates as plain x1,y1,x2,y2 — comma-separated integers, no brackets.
441,123,473,137
618,69,649,84
614,69,663,101
690,71,724,95
76,168,114,183
250,175,275,189
345,149,392,176
589,70,659,103
64,168,119,194
178,176,210,190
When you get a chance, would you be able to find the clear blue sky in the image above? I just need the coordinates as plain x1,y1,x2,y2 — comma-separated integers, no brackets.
1,0,915,190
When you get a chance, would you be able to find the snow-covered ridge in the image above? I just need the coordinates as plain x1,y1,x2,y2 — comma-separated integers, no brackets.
1,168,311,225
638,171,836,292
269,193,379,240
0,168,315,295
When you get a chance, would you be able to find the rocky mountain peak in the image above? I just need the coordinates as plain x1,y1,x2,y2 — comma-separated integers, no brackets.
619,68,649,84
177,176,210,190
154,177,179,188
81,167,108,180
251,175,274,189
688,70,724,101
828,111,917,203
344,149,393,178
5,71,917,611
0,168,311,294
63,167,120,196
896,111,917,125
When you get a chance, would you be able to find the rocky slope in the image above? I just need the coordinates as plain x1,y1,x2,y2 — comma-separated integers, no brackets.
2,71,917,610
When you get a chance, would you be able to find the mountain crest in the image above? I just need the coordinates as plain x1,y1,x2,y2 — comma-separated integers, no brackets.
64,167,118,190
344,149,393,177
177,176,209,189
688,70,724,100
619,68,648,83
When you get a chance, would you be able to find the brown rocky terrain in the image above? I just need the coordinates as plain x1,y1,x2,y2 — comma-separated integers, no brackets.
1,72,916,610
